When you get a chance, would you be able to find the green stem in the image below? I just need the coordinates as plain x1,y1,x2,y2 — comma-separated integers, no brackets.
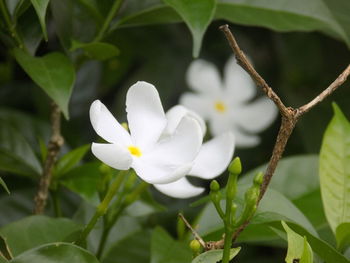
0,0,25,49
93,0,124,42
96,181,149,257
51,188,62,217
222,173,238,263
75,170,128,246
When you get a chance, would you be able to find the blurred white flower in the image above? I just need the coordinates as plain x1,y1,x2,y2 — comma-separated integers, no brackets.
180,56,278,147
154,106,235,198
90,81,203,184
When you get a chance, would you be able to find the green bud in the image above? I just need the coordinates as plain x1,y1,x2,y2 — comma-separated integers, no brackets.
253,172,264,186
228,157,242,175
244,187,259,205
210,180,220,192
189,239,201,254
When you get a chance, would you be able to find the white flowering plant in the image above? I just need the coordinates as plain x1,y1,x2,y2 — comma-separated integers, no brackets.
1,1,350,263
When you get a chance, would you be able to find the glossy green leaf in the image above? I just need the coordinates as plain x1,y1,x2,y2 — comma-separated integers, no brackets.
54,144,90,177
0,108,50,151
9,242,98,263
114,0,350,50
319,104,350,235
50,0,100,49
151,227,192,263
13,49,75,119
0,178,9,195
102,229,150,263
59,162,101,205
30,0,49,40
71,40,120,60
0,124,42,176
336,223,350,251
0,215,82,256
192,247,241,263
162,0,216,57
282,221,313,263
271,222,348,263
17,7,44,55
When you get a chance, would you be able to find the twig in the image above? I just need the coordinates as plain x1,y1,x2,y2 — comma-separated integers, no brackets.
34,102,64,214
178,213,206,249
218,24,350,247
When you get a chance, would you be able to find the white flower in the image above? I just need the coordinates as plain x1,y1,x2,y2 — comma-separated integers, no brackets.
180,56,278,147
154,106,235,198
89,81,203,184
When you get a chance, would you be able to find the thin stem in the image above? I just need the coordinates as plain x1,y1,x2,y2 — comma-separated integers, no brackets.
51,188,62,217
34,102,64,214
179,213,206,249
75,170,128,246
0,0,25,50
93,0,124,42
222,174,237,263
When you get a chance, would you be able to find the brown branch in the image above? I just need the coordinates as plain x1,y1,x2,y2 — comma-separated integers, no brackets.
34,102,64,214
216,24,350,247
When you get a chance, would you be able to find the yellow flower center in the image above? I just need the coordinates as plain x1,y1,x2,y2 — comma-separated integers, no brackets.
128,146,142,157
214,101,227,113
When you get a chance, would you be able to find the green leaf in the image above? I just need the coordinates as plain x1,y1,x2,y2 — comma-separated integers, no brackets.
102,230,150,263
30,0,49,41
55,144,90,177
336,223,350,251
271,222,348,263
192,247,241,263
162,0,216,57
59,162,101,205
13,49,75,119
0,123,42,177
0,178,10,195
319,103,350,235
239,155,319,200
71,40,120,60
282,221,313,263
9,242,99,263
0,215,82,256
50,0,100,49
113,0,350,49
151,227,192,263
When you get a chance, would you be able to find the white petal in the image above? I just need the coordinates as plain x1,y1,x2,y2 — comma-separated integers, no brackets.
186,59,222,95
189,132,235,179
233,128,261,148
180,92,213,119
223,56,256,103
91,143,132,170
208,113,234,136
132,160,193,184
154,177,204,198
132,116,203,184
164,105,206,137
234,98,278,133
209,117,260,148
126,81,167,150
90,100,132,145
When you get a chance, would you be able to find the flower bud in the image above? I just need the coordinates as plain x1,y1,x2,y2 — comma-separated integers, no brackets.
210,180,220,192
189,239,201,254
228,157,242,175
253,172,264,186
